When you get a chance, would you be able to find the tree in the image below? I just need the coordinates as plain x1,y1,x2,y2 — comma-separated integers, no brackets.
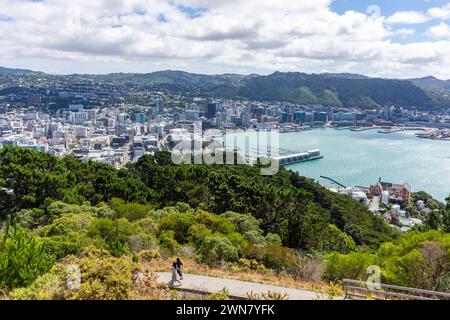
0,220,55,289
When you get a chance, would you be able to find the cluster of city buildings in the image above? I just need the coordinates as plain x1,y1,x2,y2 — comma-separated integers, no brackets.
2,86,450,168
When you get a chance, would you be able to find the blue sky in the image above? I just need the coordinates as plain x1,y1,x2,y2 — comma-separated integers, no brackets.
332,0,447,15
1,0,450,78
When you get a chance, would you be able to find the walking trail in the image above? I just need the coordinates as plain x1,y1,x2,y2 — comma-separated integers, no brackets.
156,272,332,300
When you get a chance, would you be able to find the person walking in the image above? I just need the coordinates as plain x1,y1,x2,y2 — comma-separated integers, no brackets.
171,262,181,286
176,257,184,280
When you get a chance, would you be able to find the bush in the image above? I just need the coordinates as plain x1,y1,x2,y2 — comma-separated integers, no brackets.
158,230,179,253
135,218,158,234
324,251,376,281
196,210,235,235
41,213,94,237
197,236,239,266
318,224,356,254
188,224,213,248
222,211,262,234
137,250,161,262
158,213,197,244
88,218,137,257
0,225,55,289
9,272,62,300
262,244,296,275
110,198,152,221
265,233,282,245
45,201,105,224
55,248,137,300
41,232,93,259
244,230,266,246
224,232,247,248
15,208,46,229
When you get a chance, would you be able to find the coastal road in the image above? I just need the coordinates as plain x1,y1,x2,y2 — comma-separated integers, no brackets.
156,273,331,300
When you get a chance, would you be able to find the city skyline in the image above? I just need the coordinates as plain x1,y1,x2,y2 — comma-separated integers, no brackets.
1,1,450,78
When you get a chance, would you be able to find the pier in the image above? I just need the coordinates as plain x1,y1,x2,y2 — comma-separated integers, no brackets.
320,176,347,188
273,149,323,166
244,147,323,165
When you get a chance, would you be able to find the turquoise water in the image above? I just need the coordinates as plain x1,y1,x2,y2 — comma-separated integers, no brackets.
226,128,450,202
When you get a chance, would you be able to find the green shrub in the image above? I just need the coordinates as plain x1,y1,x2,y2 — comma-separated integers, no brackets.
324,251,376,281
188,224,213,248
9,272,62,300
244,230,266,246
318,224,356,254
158,230,179,253
42,213,94,237
225,232,247,248
196,236,239,266
205,288,230,300
41,232,93,260
110,198,152,221
158,213,197,244
137,250,161,262
15,208,46,229
222,211,262,234
196,210,235,235
261,244,296,274
135,217,158,234
88,218,137,257
265,233,282,245
0,225,55,289
55,248,137,300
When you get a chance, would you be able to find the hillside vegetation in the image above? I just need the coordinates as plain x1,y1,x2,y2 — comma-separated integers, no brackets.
1,147,450,299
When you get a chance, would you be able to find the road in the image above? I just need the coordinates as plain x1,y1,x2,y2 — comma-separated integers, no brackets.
156,272,330,300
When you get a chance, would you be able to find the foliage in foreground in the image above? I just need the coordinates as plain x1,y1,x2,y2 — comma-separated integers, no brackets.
325,231,450,291
0,220,54,289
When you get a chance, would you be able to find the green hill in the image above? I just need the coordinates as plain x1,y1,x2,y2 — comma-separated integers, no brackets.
0,146,396,249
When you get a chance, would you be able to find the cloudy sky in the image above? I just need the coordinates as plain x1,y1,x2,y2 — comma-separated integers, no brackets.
1,0,450,78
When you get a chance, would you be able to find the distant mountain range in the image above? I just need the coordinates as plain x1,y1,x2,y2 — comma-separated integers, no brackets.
0,66,37,75
409,76,450,92
1,66,450,109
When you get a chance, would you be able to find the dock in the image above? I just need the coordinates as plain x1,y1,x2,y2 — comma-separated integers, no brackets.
243,148,323,165
273,149,323,166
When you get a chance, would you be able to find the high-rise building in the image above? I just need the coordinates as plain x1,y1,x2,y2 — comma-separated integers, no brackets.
241,112,251,127
280,112,289,123
69,111,88,125
215,112,222,128
133,112,146,124
155,98,164,115
313,112,328,123
87,110,97,121
294,111,306,123
206,102,218,119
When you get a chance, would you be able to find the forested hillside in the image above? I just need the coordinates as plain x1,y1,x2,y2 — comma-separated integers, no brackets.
0,146,395,249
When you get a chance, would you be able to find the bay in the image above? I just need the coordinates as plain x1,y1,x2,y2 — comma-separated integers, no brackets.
225,128,450,202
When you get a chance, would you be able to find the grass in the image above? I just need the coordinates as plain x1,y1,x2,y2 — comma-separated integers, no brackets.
144,258,343,297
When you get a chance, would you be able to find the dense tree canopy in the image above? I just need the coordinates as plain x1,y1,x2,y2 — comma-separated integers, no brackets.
0,146,396,249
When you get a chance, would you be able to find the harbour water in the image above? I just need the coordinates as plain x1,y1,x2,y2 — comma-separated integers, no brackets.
226,128,450,202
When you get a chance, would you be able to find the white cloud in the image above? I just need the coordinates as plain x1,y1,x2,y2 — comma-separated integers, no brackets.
428,22,450,38
428,3,450,20
395,28,416,36
1,0,450,78
385,11,430,24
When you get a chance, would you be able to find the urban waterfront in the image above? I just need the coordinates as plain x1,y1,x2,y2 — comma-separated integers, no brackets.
282,128,450,202
226,128,450,202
